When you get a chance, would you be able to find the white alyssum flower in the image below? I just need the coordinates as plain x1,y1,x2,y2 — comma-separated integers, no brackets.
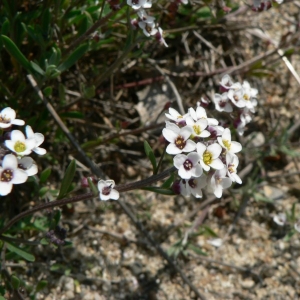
226,153,242,184
185,116,210,138
18,156,38,176
98,180,119,201
138,20,158,37
228,83,246,108
273,213,286,226
180,174,207,198
165,108,188,123
214,93,233,113
217,128,242,154
0,107,25,128
242,81,258,112
208,167,232,198
25,125,46,155
163,124,196,155
196,142,224,171
174,152,202,179
220,74,233,90
137,9,155,23
189,107,218,126
155,27,168,47
207,238,223,247
0,154,28,196
5,130,36,156
127,0,152,10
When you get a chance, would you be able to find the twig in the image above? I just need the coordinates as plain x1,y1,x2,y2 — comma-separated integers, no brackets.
147,58,185,115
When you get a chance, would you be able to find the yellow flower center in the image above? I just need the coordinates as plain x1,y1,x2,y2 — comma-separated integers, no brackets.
243,94,250,101
0,115,11,124
14,141,26,153
223,140,231,151
203,150,212,165
193,125,201,135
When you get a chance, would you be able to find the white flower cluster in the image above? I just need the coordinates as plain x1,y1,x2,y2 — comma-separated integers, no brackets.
127,0,170,47
163,104,242,199
0,107,46,196
213,74,258,136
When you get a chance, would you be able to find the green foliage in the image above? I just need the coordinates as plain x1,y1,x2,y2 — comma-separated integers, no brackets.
57,160,76,199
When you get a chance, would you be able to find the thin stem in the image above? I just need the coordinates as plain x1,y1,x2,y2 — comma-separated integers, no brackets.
0,167,176,235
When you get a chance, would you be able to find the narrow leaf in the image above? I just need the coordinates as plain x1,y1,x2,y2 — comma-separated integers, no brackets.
6,242,35,262
144,141,157,173
57,160,76,199
187,244,207,256
1,35,31,72
36,280,48,292
57,43,89,72
40,168,51,183
30,61,45,75
88,177,99,196
141,187,175,196
161,173,175,189
11,276,20,289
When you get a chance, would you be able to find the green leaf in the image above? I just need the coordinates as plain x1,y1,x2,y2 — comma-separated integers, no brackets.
30,61,45,75
202,225,218,238
36,280,48,292
1,35,32,72
43,86,53,97
11,275,20,289
144,141,157,173
57,43,89,72
57,160,76,199
161,173,175,189
53,210,62,227
39,186,49,198
40,238,49,245
141,187,175,196
88,177,99,196
40,167,51,183
6,242,35,262
187,244,207,256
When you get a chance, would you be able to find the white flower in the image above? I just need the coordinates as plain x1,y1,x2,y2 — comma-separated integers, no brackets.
18,156,38,176
138,20,158,37
273,213,286,226
137,9,155,23
180,175,207,198
214,93,233,113
127,0,152,10
174,152,202,179
0,107,25,128
0,154,28,196
165,108,188,123
196,142,224,171
98,180,119,201
220,74,233,90
185,116,210,138
226,153,242,184
188,107,218,126
242,81,258,112
5,130,36,156
209,168,232,198
228,83,246,108
217,128,242,154
25,126,46,155
163,124,196,155
155,27,168,47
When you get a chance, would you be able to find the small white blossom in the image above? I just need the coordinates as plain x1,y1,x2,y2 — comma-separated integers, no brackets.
174,152,202,179
5,130,36,156
98,180,119,201
18,156,38,176
155,27,168,47
196,142,224,171
208,167,232,198
138,20,158,37
214,93,233,113
180,175,207,198
25,125,46,155
163,124,196,155
273,213,286,226
185,117,210,138
188,107,218,126
0,107,25,128
0,154,28,196
127,0,152,10
220,74,233,90
226,153,242,184
207,238,223,247
242,81,258,112
137,9,155,23
165,108,188,123
217,128,242,154
228,83,246,108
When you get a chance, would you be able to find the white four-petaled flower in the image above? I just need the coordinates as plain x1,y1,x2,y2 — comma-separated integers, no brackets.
174,152,202,179
98,180,119,201
5,130,36,156
196,143,224,172
25,126,47,155
0,154,28,196
0,107,25,128
217,128,242,155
